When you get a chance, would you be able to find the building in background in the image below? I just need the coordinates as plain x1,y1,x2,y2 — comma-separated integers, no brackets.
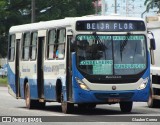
94,0,157,18
106,0,157,17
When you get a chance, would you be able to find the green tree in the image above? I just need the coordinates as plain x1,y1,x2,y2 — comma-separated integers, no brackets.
0,0,95,58
35,0,94,21
144,0,160,13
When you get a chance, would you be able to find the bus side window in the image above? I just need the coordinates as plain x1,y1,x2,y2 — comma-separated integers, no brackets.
22,33,30,61
8,34,15,61
57,29,65,59
30,32,38,60
47,29,56,59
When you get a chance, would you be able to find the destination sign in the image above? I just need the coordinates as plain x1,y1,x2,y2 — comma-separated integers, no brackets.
76,20,146,32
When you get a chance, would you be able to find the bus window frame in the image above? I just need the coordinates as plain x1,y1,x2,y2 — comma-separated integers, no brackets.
56,28,66,60
22,32,31,61
47,28,57,60
8,34,16,62
30,31,38,61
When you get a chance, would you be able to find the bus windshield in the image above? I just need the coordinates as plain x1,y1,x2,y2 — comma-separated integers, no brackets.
76,34,147,75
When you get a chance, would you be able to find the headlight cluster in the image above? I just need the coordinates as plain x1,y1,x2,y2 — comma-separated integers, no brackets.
75,77,90,91
137,77,149,90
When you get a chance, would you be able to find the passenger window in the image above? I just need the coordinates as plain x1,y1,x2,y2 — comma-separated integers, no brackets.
57,29,65,59
22,33,30,60
47,30,56,59
30,32,37,60
8,35,15,61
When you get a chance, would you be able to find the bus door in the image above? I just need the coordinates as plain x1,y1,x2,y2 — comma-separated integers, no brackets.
15,34,21,98
15,39,20,98
37,32,45,100
66,35,73,101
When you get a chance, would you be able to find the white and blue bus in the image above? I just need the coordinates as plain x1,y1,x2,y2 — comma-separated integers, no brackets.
7,15,155,113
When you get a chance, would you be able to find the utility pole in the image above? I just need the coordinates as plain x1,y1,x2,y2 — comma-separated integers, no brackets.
95,0,98,15
31,0,35,23
114,0,117,14
101,0,106,15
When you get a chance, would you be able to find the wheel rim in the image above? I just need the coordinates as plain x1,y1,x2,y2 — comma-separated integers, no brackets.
25,84,30,108
61,93,66,112
148,92,152,106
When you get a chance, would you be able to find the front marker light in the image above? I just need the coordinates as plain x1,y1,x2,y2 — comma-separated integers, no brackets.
137,77,149,90
75,77,90,91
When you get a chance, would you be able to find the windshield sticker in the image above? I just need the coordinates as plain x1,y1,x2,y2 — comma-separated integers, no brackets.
77,35,144,41
80,60,113,75
93,64,113,75
80,60,113,65
115,64,146,69
80,60,146,69
113,36,144,41
77,35,111,41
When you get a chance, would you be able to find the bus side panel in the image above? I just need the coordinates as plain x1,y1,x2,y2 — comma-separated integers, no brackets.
131,52,150,102
43,79,56,100
43,61,57,100
29,79,38,99
8,63,16,97
43,61,66,101
19,62,38,99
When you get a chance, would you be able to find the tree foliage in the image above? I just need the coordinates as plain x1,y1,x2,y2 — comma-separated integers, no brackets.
0,0,95,58
144,0,160,13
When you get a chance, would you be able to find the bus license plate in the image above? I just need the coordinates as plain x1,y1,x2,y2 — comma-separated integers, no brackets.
108,98,120,103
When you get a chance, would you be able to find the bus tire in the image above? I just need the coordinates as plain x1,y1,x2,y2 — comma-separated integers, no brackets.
148,89,160,108
25,83,37,109
35,100,46,109
120,101,133,113
61,93,74,114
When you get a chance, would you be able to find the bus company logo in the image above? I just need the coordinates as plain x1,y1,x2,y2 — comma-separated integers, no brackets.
106,76,121,79
2,117,11,122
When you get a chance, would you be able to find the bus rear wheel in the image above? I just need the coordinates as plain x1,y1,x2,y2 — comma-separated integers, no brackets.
120,101,133,113
25,83,45,109
61,93,74,114
25,83,34,109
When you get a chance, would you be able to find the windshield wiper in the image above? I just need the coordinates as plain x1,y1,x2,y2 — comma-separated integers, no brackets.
120,32,131,61
92,32,108,59
92,32,107,50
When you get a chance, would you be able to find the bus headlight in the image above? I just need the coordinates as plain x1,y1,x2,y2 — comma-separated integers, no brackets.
137,77,149,90
75,77,90,91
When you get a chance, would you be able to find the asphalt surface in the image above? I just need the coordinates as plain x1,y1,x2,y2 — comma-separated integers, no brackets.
0,87,160,125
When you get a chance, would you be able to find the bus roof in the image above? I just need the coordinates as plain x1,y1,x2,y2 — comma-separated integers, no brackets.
9,15,145,34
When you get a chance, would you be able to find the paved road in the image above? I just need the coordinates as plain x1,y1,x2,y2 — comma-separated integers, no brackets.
0,87,160,125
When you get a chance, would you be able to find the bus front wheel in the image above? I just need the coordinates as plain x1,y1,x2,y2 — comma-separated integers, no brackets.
61,93,74,114
120,101,133,113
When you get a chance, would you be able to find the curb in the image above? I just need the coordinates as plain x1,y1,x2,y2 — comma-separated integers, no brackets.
0,84,7,87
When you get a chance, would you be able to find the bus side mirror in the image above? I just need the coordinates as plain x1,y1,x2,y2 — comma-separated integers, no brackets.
150,38,156,50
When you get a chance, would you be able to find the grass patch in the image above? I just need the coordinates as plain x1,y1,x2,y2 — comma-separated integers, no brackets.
0,77,8,86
